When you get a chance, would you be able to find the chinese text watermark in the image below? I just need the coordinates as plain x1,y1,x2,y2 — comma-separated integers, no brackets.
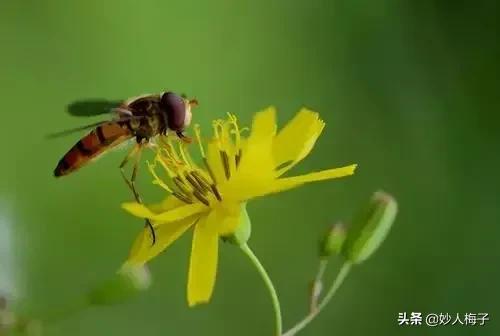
398,312,489,327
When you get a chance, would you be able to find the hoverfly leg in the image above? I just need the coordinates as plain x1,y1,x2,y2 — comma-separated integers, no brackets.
119,144,141,200
130,144,142,192
176,131,193,144
119,143,157,245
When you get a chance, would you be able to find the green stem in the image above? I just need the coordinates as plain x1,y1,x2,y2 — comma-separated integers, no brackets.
309,259,329,312
240,243,283,336
283,262,352,336
42,296,90,323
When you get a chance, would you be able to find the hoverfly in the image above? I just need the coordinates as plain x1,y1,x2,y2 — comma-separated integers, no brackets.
53,91,198,244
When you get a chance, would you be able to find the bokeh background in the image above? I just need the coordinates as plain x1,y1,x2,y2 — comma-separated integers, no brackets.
1,0,498,335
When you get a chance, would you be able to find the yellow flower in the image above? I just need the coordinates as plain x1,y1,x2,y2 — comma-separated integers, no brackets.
122,107,357,306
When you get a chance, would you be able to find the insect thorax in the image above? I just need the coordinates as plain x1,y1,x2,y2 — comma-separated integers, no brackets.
127,95,168,140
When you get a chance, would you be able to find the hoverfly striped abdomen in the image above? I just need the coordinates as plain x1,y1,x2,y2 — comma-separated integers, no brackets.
54,122,132,177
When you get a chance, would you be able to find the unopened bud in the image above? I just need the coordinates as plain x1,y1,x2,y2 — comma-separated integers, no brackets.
319,222,346,257
342,191,398,264
88,264,152,305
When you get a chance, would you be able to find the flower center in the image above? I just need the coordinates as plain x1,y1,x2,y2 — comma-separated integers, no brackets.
148,113,246,206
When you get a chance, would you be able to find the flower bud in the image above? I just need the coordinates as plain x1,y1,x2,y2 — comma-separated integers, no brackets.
342,191,398,264
319,222,346,257
88,264,152,305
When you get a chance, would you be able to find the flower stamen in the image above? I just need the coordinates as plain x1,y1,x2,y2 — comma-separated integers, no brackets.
177,142,192,169
172,191,193,204
235,150,242,168
184,172,207,196
172,177,193,203
210,183,223,201
157,156,180,182
165,137,181,162
212,120,223,147
203,157,219,187
147,161,172,192
194,123,219,190
192,190,210,206
219,150,231,179
193,124,206,158
227,113,246,168
191,171,212,193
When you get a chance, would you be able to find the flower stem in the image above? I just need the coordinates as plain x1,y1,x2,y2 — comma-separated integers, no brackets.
41,296,90,323
309,258,329,312
283,262,352,336
240,243,283,336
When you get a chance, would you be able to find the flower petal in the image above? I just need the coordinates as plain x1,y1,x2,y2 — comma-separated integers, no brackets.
241,164,358,199
248,106,277,142
187,212,219,306
148,196,184,213
230,107,277,189
219,176,273,203
273,108,325,176
126,215,200,266
122,202,207,224
122,203,155,218
123,196,184,218
154,203,207,223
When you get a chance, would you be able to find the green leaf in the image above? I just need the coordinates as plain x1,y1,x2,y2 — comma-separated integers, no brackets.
342,191,398,264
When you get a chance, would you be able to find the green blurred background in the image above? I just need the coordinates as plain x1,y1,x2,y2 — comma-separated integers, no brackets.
1,0,498,335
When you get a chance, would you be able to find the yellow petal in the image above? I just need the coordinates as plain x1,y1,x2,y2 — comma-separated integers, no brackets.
126,215,200,265
153,203,207,223
231,107,278,187
149,196,184,213
248,106,277,142
234,139,275,183
241,164,358,199
273,108,325,176
124,196,183,217
187,212,219,306
122,202,207,224
122,203,155,218
219,176,273,203
223,133,276,199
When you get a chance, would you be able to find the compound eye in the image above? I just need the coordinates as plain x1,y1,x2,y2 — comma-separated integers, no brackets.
160,92,186,131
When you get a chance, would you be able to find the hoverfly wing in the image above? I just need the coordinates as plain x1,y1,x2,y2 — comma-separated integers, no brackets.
66,99,123,117
46,115,144,139
48,98,134,139
46,120,115,139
